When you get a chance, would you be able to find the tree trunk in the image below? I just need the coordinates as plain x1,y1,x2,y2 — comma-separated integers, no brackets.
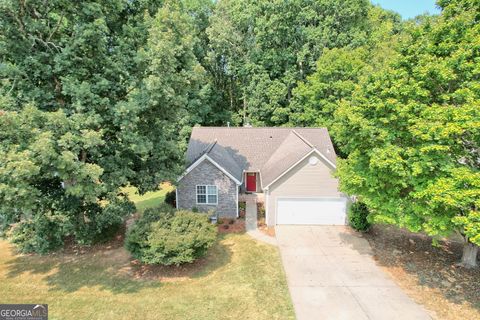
243,92,247,124
458,241,478,268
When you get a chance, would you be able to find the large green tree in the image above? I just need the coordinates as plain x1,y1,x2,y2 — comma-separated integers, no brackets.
206,0,372,126
334,0,480,267
0,0,203,252
289,7,402,144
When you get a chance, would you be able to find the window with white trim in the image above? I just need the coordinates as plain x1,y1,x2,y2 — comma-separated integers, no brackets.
196,185,218,204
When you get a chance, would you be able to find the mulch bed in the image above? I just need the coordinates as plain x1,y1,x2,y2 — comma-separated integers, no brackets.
365,225,480,320
217,218,245,234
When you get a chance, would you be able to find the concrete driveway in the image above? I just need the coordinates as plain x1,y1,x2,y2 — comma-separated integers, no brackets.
276,226,432,320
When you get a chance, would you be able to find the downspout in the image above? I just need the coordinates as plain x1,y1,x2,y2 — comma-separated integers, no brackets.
265,187,270,226
236,184,239,218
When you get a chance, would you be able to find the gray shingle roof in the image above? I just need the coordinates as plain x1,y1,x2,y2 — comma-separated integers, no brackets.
260,131,313,187
185,127,336,185
204,141,243,182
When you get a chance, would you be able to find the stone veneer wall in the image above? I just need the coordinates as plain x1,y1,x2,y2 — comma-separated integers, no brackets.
177,160,238,217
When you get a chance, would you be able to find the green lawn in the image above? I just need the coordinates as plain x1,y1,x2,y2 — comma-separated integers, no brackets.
122,182,174,212
0,185,294,320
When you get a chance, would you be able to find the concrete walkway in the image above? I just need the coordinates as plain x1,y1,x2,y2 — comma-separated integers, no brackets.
245,201,277,246
276,226,432,320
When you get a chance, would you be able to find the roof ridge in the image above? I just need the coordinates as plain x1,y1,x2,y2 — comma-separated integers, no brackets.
204,139,217,154
291,129,314,148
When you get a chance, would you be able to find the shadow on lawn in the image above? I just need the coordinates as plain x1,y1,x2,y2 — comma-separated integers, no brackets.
363,225,480,311
5,236,232,294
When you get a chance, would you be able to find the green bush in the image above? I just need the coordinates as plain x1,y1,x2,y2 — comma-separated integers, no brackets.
125,206,217,265
7,196,135,254
348,202,371,232
10,215,65,254
74,198,135,245
238,202,246,211
125,204,175,259
257,203,265,219
164,190,176,207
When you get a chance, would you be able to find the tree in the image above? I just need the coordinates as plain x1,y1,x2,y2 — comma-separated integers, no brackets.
289,6,402,154
206,0,372,126
0,0,202,252
334,0,480,267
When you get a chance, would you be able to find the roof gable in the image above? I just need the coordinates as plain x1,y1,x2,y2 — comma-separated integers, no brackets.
186,127,336,170
260,131,313,187
178,154,242,185
184,127,337,186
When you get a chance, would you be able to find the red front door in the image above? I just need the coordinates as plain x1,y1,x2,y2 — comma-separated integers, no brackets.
246,173,256,192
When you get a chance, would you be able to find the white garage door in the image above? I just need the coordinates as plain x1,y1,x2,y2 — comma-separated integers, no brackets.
277,198,347,225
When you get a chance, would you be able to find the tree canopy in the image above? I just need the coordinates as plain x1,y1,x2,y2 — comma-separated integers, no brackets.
206,0,373,125
0,0,478,268
333,0,480,267
0,0,207,252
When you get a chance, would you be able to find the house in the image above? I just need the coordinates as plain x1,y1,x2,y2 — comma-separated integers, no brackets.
176,127,348,226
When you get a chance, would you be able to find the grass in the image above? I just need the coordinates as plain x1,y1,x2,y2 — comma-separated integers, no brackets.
0,184,294,320
122,182,174,212
0,235,294,320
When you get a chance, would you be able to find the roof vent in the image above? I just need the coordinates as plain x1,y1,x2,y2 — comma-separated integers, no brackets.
244,122,252,128
309,156,319,166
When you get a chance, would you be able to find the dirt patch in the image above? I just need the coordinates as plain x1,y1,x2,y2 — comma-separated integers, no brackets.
365,225,480,320
57,224,127,256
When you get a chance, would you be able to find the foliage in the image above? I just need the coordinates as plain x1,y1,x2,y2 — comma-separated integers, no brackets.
164,189,176,207
348,202,371,232
126,207,217,265
125,204,175,260
289,6,403,153
0,0,206,252
333,0,480,264
206,0,373,125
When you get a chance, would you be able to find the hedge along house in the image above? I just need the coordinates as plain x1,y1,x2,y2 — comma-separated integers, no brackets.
176,127,348,226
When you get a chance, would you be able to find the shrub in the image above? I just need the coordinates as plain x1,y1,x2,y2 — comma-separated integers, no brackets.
125,207,217,265
125,204,174,259
348,202,371,232
74,198,135,245
257,203,265,219
238,202,246,212
8,197,135,253
10,216,65,254
164,190,176,207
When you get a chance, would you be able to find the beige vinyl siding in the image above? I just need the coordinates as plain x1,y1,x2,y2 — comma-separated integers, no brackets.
266,155,341,226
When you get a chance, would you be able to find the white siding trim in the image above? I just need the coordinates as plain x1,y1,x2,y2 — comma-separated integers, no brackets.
312,148,336,169
265,188,270,225
236,184,239,217
177,154,242,185
263,149,336,189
